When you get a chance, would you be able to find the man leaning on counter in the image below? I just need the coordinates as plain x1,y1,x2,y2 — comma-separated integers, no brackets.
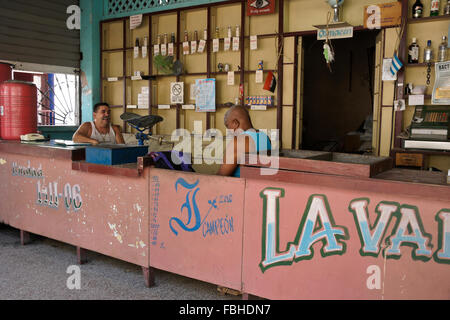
72,102,125,145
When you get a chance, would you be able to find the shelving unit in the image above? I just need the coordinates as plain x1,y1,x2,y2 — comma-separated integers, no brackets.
100,2,284,136
394,0,450,169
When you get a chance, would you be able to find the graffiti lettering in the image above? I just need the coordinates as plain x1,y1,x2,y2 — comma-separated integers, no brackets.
259,188,450,272
12,161,43,178
259,189,348,272
202,215,234,237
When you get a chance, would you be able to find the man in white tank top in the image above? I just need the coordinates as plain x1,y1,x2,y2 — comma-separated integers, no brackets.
72,102,125,145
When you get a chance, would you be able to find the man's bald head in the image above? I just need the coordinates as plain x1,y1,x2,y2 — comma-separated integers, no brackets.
224,105,253,130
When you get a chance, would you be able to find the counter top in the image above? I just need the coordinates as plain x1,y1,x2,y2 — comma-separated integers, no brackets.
0,140,85,161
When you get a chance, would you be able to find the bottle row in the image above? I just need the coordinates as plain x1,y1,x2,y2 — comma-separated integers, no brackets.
412,0,450,18
408,36,448,63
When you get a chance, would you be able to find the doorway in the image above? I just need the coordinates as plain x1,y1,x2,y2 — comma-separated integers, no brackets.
301,30,379,153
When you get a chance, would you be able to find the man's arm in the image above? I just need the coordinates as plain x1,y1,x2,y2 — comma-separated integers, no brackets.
217,135,253,176
72,122,98,145
113,125,125,144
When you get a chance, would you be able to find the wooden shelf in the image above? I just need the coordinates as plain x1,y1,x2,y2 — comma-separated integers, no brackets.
407,15,450,24
406,62,435,67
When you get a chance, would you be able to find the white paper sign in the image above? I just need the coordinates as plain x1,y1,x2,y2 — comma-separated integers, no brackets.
168,43,174,56
154,44,160,56
107,77,118,82
182,104,196,110
190,84,198,101
255,70,263,83
232,37,239,51
250,35,258,50
161,44,167,56
127,104,138,109
198,39,206,53
317,26,354,40
408,95,425,106
213,38,219,53
158,105,171,109
224,38,231,51
141,87,149,94
130,15,142,30
251,105,267,111
142,46,147,58
170,82,184,104
382,58,397,81
131,75,143,81
191,41,197,54
134,47,139,59
183,42,190,55
227,71,234,85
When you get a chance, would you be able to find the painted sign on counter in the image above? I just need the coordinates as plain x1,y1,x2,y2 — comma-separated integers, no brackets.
259,189,449,273
149,169,245,290
10,160,83,212
243,179,450,300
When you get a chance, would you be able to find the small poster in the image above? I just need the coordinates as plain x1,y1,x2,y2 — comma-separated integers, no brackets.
198,39,206,53
213,38,219,53
130,14,143,29
195,78,216,112
247,0,275,16
255,70,263,83
432,61,450,104
183,41,190,55
161,44,167,56
170,82,184,104
224,37,231,51
227,71,234,86
232,37,240,51
191,41,197,54
250,35,258,50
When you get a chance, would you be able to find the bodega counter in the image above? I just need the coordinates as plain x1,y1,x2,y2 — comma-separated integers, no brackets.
0,141,448,299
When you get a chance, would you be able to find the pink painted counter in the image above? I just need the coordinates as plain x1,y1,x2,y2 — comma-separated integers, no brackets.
0,141,150,269
240,156,450,299
1,141,449,299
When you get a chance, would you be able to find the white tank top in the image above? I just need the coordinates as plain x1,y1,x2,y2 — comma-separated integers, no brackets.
90,121,116,144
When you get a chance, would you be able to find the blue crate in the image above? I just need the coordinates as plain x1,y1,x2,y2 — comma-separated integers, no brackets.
85,145,149,165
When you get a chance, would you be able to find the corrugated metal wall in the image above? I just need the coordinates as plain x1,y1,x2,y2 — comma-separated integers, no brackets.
0,0,80,69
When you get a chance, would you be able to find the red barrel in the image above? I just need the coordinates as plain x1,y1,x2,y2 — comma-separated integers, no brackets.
0,62,13,83
0,80,37,140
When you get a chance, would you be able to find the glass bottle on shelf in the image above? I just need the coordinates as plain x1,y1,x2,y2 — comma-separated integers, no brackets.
227,26,232,38
430,0,440,16
171,32,176,43
408,38,420,64
203,29,208,40
215,27,220,39
438,36,448,62
445,0,450,14
184,31,188,42
412,0,424,18
235,25,240,37
194,30,198,42
163,33,168,44
424,40,434,62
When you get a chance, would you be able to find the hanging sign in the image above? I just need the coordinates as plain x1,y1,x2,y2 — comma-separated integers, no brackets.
247,0,275,16
317,27,353,40
364,2,402,29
